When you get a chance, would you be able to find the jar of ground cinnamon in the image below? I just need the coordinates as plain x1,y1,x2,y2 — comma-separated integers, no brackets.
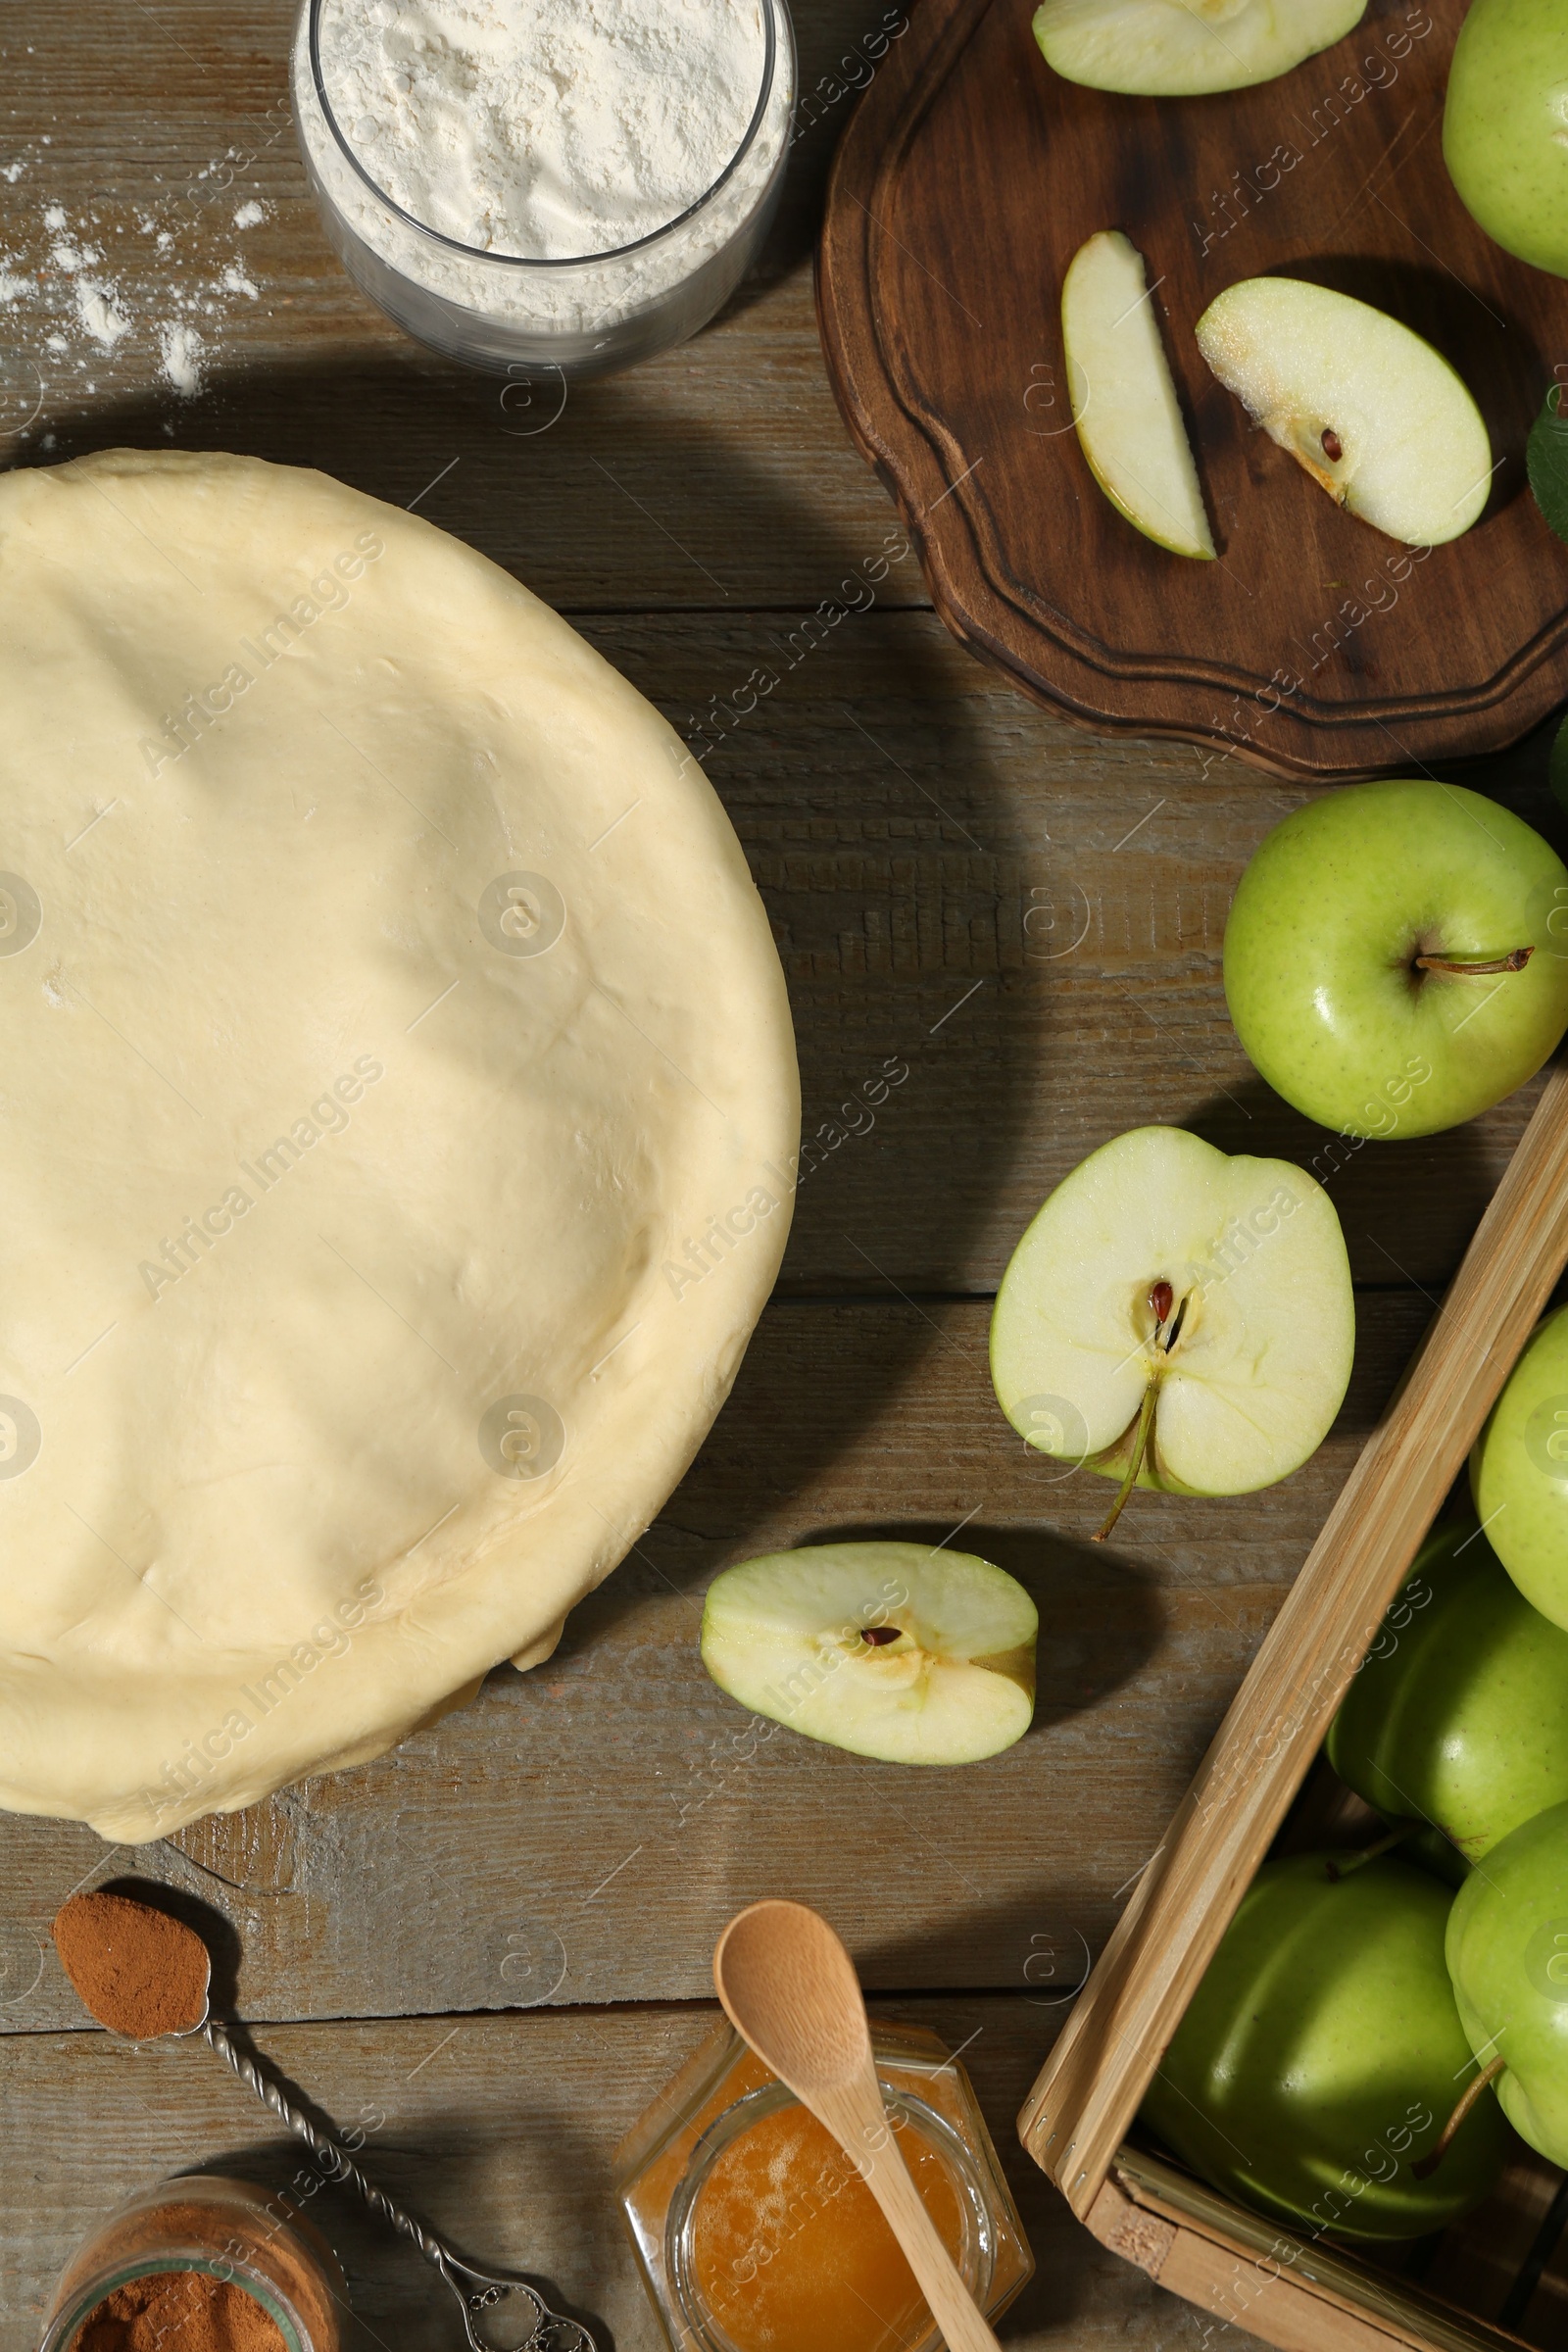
38,2175,343,2352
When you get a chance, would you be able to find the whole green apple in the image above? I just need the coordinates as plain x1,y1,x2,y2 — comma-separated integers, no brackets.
1409,1825,1472,1890
1447,1798,1568,2166
1223,779,1568,1139
1327,1518,1568,1860
1445,0,1568,280
1472,1302,1568,1630
1141,1853,1508,2239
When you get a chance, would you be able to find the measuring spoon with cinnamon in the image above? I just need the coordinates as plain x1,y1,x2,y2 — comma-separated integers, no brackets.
52,1889,596,2352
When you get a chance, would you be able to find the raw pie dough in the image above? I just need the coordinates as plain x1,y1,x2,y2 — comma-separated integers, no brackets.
0,450,798,1840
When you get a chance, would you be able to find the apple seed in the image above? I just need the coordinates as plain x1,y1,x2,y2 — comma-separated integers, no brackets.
1320,427,1344,463
1150,1279,1174,1326
860,1625,902,1646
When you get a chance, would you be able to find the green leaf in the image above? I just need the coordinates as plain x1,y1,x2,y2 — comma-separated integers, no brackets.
1529,384,1568,546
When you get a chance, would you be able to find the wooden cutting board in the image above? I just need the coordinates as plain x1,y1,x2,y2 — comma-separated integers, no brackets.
817,0,1568,782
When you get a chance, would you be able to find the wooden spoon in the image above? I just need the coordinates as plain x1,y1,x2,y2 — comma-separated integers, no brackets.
713,1898,1003,2352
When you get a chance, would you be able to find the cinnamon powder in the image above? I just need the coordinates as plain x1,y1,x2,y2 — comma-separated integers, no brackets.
51,1891,209,2038
71,2269,287,2352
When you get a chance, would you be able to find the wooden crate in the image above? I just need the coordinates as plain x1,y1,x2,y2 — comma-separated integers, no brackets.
1018,1062,1568,2350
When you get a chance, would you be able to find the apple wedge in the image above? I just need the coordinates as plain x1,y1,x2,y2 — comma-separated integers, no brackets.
1062,230,1214,560
700,1542,1037,1765
990,1125,1353,1537
1033,0,1367,98
1196,277,1493,546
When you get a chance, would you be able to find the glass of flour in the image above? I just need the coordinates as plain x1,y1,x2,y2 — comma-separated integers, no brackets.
293,0,795,381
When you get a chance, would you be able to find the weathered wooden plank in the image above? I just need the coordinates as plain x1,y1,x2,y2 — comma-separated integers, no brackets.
3,6,1558,1298
580,611,1558,1295
0,0,924,612
0,1291,1426,2033
0,1994,1268,2352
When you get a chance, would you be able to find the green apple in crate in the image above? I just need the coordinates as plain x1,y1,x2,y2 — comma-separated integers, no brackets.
1472,1302,1568,1630
1144,1854,1509,2239
1445,0,1568,279
1224,779,1568,1139
700,1541,1038,1763
1328,1519,1568,1862
1061,229,1214,560
1033,0,1366,96
1196,279,1493,546
1447,1799,1568,2168
990,1126,1353,1539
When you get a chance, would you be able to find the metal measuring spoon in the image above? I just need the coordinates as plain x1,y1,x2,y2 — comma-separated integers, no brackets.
52,1890,596,2352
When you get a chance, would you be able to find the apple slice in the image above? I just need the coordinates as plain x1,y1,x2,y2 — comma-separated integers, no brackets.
1034,0,1366,97
700,1542,1037,1765
1062,230,1214,560
990,1125,1353,1537
1195,277,1493,546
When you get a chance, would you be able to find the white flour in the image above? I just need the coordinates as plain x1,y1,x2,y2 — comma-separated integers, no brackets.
0,179,272,422
294,0,792,336
317,0,768,259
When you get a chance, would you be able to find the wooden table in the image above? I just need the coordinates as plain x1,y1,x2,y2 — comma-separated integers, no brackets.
0,5,1556,2346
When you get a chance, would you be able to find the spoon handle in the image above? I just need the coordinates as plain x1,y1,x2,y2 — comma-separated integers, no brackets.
202,2018,597,2351
817,2081,1004,2352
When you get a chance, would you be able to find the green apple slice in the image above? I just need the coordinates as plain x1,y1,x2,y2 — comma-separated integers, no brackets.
1033,0,1367,97
1062,230,1214,560
990,1126,1353,1535
1196,277,1493,546
700,1542,1037,1765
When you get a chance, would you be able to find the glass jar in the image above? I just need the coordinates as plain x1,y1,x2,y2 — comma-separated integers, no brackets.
291,0,796,382
614,2019,1034,2352
37,2174,343,2352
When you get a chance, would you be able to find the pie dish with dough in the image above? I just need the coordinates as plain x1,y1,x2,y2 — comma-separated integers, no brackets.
0,449,798,1840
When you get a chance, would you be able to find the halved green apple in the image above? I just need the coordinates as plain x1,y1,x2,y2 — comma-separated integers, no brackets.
700,1542,1037,1765
1195,277,1493,546
991,1126,1353,1538
1062,229,1214,560
1033,0,1367,98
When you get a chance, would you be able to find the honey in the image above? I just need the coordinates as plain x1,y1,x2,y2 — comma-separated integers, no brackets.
615,2020,1034,2352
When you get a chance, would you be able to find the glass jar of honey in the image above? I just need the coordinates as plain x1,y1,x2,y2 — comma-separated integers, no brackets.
614,2018,1034,2352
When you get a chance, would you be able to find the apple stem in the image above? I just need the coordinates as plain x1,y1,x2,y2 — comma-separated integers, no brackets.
1411,2054,1508,2179
1414,948,1534,977
1093,1378,1158,1544
1323,1823,1419,1881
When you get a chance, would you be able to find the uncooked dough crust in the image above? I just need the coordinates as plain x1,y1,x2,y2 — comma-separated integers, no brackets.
0,450,798,1840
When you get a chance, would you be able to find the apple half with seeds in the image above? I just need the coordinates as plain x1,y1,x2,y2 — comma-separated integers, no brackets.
991,1126,1353,1539
1062,229,1214,560
1196,277,1493,547
1033,0,1367,98
700,1542,1037,1764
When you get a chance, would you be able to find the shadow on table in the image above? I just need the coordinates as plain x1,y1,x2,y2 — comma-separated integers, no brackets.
188,2113,611,2352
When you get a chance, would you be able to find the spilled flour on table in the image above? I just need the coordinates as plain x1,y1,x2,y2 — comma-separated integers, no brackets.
0,154,279,427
